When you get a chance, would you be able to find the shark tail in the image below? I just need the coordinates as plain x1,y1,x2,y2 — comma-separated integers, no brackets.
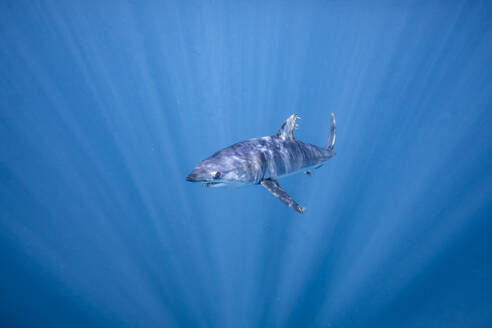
326,112,336,150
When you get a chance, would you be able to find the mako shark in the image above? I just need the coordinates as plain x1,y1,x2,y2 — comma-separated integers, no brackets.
186,113,336,213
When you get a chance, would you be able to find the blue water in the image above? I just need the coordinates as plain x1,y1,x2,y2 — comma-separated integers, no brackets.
1,1,492,327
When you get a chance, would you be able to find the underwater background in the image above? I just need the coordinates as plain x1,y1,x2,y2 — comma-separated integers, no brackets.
1,0,492,327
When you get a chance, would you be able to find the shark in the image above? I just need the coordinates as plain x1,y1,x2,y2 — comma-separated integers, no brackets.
186,113,336,213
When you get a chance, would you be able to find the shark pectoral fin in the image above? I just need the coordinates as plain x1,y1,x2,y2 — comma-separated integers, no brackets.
260,178,304,213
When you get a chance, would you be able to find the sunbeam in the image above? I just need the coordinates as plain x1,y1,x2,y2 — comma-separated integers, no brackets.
1,1,492,327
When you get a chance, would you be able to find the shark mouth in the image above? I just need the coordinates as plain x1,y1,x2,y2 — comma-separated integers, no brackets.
203,182,225,188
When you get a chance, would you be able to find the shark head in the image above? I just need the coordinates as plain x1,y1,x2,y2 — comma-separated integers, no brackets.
186,149,254,187
186,161,227,187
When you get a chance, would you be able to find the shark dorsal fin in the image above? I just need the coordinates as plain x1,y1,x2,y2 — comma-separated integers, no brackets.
275,114,299,141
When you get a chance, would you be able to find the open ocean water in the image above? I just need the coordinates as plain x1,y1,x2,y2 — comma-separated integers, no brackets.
1,1,492,327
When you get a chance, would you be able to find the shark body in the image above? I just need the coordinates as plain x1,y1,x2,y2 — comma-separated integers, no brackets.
186,113,336,213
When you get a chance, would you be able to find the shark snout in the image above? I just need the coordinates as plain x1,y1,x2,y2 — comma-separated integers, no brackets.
186,173,199,182
186,168,208,182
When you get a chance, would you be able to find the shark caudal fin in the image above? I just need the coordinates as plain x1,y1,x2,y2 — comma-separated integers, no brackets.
326,112,336,150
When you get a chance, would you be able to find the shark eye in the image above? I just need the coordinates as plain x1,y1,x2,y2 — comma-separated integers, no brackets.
213,171,221,179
